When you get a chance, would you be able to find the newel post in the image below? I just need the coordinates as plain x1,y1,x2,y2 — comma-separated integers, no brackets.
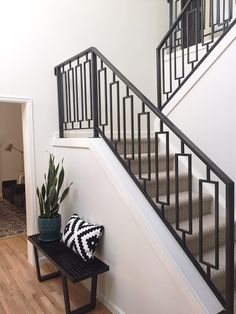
225,181,234,314
55,66,64,138
91,51,99,138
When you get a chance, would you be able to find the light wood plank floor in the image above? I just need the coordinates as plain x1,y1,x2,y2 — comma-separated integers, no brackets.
0,235,111,314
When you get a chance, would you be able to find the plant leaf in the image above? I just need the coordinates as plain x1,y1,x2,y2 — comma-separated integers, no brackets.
41,183,46,201
59,184,72,204
37,154,72,219
57,166,64,197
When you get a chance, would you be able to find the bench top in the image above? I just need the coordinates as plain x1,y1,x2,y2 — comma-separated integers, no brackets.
28,234,109,283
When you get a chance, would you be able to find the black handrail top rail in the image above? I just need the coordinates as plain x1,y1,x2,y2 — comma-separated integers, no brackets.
157,0,192,50
54,46,233,185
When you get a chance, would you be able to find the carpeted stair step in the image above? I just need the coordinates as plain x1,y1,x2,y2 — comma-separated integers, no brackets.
176,214,226,256
152,192,213,224
116,138,156,155
114,136,235,309
124,153,175,174
137,171,189,197
197,244,236,295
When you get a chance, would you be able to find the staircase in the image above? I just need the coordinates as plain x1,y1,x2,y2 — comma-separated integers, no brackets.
157,0,236,110
54,3,236,313
120,138,235,302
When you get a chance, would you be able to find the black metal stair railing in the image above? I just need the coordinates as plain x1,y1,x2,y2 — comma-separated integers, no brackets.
157,0,236,110
55,47,234,313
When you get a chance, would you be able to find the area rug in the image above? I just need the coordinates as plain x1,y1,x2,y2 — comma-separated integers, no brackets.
0,198,26,239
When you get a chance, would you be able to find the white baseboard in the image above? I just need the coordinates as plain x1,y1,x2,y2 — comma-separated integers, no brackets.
81,280,126,314
96,291,126,314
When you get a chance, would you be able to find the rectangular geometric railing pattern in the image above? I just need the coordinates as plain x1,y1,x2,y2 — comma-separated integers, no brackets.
55,46,234,314
157,0,236,110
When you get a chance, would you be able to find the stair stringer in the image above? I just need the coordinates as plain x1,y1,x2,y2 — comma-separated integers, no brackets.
53,136,223,314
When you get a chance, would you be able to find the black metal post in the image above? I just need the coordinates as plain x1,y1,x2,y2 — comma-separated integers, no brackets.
56,67,65,138
225,182,234,314
169,0,173,28
156,48,162,109
91,51,99,138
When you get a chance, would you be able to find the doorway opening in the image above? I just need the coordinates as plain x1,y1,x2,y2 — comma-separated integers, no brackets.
0,96,36,263
0,102,26,238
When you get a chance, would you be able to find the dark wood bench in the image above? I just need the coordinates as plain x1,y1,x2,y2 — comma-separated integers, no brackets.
28,234,109,314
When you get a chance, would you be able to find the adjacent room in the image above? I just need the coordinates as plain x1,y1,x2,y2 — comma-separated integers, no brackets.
0,102,26,239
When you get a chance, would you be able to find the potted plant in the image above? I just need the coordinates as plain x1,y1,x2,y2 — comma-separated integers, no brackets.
36,154,72,241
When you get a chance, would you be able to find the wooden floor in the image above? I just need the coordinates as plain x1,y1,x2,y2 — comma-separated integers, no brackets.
0,235,111,314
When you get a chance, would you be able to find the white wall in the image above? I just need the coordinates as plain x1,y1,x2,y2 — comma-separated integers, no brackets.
3,2,220,312
167,31,236,189
0,0,168,188
0,102,23,187
52,138,223,314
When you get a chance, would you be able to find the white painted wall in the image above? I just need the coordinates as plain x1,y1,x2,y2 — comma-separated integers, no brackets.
2,1,223,312
52,137,223,314
0,0,168,188
0,102,23,187
166,28,236,190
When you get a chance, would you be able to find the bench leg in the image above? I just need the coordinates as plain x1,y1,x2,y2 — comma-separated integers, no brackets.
33,246,61,282
90,274,97,308
61,275,98,314
62,275,71,314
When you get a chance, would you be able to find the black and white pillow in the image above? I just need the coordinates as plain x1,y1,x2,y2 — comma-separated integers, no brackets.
62,214,104,261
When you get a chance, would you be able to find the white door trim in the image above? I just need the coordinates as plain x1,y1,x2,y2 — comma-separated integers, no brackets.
0,95,37,264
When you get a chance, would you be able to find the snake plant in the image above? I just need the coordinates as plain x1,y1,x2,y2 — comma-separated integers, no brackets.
37,154,72,219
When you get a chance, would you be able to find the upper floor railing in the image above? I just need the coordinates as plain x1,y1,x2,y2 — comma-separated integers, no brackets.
55,46,234,313
157,0,236,110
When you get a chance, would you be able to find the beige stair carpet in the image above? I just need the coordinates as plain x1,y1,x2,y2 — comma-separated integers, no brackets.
115,138,234,310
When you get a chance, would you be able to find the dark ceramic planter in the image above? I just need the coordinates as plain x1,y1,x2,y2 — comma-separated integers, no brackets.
38,214,61,241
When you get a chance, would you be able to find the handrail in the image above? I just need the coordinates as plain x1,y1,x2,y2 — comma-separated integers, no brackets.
157,0,192,50
54,47,93,74
55,46,234,313
55,47,233,185
157,0,236,110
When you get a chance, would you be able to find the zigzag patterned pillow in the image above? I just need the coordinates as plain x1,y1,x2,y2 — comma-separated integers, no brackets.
62,214,104,261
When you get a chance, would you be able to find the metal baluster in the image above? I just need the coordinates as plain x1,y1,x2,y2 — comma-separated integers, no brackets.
175,152,192,242
68,63,76,129
109,74,120,143
156,48,162,109
98,63,108,136
55,67,65,138
91,52,99,138
199,177,219,279
138,104,151,193
225,181,234,314
67,63,72,127
75,60,84,127
123,88,134,170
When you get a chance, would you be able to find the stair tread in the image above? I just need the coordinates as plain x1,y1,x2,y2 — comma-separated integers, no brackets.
118,138,155,143
196,243,236,282
177,214,226,236
123,152,175,160
152,191,213,209
194,243,236,296
137,170,188,181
